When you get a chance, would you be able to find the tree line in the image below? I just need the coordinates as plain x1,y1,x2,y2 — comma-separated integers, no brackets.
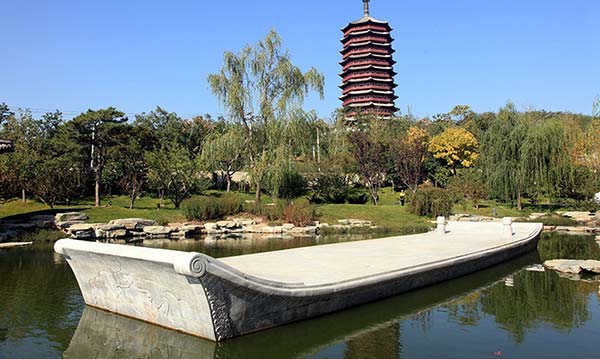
0,30,598,212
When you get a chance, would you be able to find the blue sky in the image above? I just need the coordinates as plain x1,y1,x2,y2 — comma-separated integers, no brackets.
1,0,599,120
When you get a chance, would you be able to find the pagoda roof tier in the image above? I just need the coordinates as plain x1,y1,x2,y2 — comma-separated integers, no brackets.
340,64,395,74
340,90,397,100
342,83,396,94
346,101,397,108
342,29,391,38
340,53,395,65
342,35,394,46
341,40,391,52
342,59,396,71
0,140,14,154
342,46,395,58
342,17,392,33
340,77,398,88
341,72,396,83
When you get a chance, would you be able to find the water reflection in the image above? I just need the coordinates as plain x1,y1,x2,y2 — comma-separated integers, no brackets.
2,233,600,358
64,254,537,359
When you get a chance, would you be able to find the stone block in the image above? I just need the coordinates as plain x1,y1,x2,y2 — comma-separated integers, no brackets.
143,226,176,236
55,212,88,222
282,223,295,231
108,218,157,231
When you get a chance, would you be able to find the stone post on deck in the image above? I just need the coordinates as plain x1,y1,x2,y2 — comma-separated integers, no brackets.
437,216,446,235
503,217,513,238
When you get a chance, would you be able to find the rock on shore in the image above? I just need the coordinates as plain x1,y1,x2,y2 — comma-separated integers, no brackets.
544,259,600,274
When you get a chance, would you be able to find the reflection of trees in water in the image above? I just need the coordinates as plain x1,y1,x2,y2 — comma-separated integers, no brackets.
445,270,596,344
0,246,82,353
537,232,600,261
445,291,483,327
345,323,400,359
142,234,380,259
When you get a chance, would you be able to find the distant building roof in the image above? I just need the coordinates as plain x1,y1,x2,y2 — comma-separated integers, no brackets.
0,140,14,154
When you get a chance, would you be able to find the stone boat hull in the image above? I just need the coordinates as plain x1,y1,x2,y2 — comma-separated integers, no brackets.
55,221,543,341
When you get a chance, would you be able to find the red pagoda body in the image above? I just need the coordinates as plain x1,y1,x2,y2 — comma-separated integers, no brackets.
340,0,398,119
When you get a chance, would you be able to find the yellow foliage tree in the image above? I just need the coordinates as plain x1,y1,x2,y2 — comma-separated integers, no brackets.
428,127,479,175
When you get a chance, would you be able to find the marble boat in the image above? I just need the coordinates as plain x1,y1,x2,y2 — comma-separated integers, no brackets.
54,218,543,342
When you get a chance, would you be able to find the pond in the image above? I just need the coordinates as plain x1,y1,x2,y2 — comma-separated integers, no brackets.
1,232,599,358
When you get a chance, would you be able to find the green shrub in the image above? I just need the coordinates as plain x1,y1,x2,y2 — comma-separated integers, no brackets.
308,173,370,204
182,194,244,221
283,202,318,226
248,202,286,222
278,171,307,199
346,187,370,204
408,185,454,218
308,173,349,204
519,216,577,226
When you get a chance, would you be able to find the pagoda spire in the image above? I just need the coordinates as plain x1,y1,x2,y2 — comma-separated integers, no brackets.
363,0,370,16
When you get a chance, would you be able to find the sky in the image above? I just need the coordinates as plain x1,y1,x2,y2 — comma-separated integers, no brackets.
1,0,599,120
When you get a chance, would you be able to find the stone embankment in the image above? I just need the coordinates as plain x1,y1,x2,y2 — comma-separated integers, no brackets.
0,214,56,242
54,212,377,240
544,259,600,275
451,212,600,235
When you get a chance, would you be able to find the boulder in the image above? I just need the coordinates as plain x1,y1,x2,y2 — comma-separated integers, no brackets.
560,211,595,223
143,226,176,237
94,224,127,238
290,226,317,234
544,259,600,274
180,225,203,237
204,223,218,230
204,223,222,234
70,228,95,240
56,220,86,230
237,219,256,227
106,229,128,239
529,213,547,220
66,223,100,234
108,218,157,231
217,221,239,229
55,212,88,222
348,219,372,227
262,226,283,234
282,223,295,231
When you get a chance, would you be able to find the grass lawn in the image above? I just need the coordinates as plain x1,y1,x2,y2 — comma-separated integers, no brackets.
0,187,540,231
318,203,430,232
451,200,531,218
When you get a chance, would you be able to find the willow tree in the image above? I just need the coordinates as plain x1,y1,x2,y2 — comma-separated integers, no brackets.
208,30,324,202
200,125,246,193
482,103,528,210
521,118,572,201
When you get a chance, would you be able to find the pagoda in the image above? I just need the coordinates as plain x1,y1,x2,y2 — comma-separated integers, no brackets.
0,140,13,154
340,0,398,119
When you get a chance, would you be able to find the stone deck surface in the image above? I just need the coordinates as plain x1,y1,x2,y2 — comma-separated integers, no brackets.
221,222,540,286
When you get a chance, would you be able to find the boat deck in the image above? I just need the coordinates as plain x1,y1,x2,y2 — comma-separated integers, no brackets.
220,222,540,286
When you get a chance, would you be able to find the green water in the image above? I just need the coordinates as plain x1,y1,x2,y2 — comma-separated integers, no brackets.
1,233,599,358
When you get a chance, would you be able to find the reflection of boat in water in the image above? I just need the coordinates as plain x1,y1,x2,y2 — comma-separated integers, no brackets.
55,221,542,341
63,254,538,359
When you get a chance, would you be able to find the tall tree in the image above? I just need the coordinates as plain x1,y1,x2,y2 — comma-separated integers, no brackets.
482,103,528,210
428,127,479,176
200,125,246,192
348,119,388,205
521,118,572,200
392,126,428,192
106,125,153,209
71,108,127,207
208,30,324,202
146,143,205,209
